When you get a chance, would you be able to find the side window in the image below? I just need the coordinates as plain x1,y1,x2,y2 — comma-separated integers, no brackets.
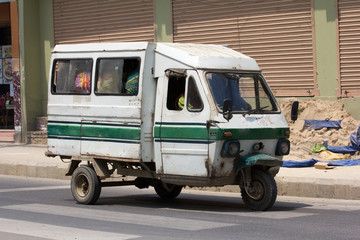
95,59,123,94
187,77,203,111
95,58,140,95
52,59,92,94
166,74,185,111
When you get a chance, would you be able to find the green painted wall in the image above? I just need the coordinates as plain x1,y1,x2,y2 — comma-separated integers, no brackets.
19,0,53,135
155,0,172,42
39,0,53,115
313,0,338,98
39,0,54,116
313,0,360,119
19,0,41,134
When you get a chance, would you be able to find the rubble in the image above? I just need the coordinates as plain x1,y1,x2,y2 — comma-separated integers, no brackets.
279,99,360,162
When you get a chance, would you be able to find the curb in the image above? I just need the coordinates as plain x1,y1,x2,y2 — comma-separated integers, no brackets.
0,163,69,181
0,144,359,200
276,176,360,200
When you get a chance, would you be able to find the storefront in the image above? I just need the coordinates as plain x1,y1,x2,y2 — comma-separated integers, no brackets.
0,1,18,141
337,0,360,97
53,0,155,44
172,0,318,97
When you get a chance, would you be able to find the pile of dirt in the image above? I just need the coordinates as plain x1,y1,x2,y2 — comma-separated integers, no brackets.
279,99,360,161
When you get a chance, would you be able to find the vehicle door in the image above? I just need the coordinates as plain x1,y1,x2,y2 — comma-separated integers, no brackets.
158,69,210,177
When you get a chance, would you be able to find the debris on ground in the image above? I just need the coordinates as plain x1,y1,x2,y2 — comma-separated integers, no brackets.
279,99,360,163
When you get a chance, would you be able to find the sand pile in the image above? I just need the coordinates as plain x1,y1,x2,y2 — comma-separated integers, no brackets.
279,99,360,161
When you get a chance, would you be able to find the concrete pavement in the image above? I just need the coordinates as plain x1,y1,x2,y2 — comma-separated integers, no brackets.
1,143,360,200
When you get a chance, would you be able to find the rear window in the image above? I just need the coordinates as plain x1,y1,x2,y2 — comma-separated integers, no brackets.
51,59,92,95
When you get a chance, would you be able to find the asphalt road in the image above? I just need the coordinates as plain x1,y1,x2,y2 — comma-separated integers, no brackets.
0,175,359,240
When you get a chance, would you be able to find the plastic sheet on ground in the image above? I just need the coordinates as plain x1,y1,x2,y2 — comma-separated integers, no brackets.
304,120,342,130
323,124,360,155
283,158,360,168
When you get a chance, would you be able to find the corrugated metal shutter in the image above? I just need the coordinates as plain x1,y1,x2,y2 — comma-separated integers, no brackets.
338,0,360,97
172,0,317,97
53,0,155,44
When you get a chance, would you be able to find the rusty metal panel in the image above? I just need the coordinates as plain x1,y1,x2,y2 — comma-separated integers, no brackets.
53,0,155,44
172,0,316,97
338,0,360,97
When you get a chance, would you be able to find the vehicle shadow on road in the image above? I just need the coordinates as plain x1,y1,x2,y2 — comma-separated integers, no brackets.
93,189,311,213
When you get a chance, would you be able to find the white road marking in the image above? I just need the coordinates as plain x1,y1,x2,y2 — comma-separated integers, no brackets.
1,203,237,231
0,218,140,240
277,196,360,212
0,185,69,193
160,207,315,220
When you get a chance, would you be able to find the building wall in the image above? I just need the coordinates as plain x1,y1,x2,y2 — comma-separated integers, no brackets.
18,0,53,141
313,0,360,119
155,0,172,42
17,0,359,143
314,0,338,98
39,0,53,115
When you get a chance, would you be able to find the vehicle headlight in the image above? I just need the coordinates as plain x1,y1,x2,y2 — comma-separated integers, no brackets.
221,141,240,157
275,139,290,156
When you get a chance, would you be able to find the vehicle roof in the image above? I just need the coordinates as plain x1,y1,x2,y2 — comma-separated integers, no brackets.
155,42,260,71
52,42,260,71
52,42,150,53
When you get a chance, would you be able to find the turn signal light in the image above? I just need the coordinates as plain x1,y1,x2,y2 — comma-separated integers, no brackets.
223,131,233,137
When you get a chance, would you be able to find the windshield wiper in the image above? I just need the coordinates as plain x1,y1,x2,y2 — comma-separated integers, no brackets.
243,106,269,117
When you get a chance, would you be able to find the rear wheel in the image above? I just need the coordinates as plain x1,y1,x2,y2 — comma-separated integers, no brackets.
154,182,182,199
71,166,101,205
240,169,277,211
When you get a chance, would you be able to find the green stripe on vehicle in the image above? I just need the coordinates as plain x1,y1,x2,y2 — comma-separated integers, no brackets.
48,123,140,140
47,124,81,137
154,125,289,140
81,125,140,140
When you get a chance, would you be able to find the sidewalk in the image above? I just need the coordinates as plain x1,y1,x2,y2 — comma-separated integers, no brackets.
1,143,359,200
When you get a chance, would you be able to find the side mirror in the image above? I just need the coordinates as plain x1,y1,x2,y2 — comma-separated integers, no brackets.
291,101,299,122
223,99,233,121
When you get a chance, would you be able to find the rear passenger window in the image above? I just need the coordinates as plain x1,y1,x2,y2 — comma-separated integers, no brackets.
95,58,140,95
51,59,92,95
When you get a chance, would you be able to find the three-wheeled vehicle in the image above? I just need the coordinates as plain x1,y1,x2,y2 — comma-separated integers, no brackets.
46,42,290,211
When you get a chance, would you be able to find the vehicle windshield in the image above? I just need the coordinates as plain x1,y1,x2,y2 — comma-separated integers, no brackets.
205,72,278,113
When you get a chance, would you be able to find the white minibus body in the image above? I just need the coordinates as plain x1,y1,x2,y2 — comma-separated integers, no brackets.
46,42,290,210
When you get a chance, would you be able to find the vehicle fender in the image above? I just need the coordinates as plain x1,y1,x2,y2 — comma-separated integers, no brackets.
237,153,283,171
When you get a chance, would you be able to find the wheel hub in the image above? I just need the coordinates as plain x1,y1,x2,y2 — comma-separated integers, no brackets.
246,181,264,201
76,175,89,197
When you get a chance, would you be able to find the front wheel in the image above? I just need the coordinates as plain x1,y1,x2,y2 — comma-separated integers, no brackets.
71,166,101,205
240,169,277,211
154,182,182,200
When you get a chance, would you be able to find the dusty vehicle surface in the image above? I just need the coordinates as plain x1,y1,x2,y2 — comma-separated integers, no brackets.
46,42,290,211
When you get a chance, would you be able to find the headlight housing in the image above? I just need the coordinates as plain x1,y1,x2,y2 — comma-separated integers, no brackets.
275,138,290,155
221,141,240,157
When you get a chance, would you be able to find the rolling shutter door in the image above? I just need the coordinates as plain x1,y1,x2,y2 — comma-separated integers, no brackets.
53,0,155,44
172,0,317,97
338,0,360,97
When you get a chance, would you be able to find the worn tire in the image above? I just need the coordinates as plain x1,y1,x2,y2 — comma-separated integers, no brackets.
241,169,277,211
71,166,101,205
154,182,182,200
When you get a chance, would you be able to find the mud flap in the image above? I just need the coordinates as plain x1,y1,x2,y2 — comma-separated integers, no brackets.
237,153,283,170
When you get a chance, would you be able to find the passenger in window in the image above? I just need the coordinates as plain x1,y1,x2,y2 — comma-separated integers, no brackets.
97,67,120,94
124,60,139,94
176,93,185,110
75,63,91,94
175,91,202,110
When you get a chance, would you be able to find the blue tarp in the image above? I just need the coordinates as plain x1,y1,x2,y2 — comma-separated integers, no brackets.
304,120,342,130
283,158,360,168
282,159,317,168
323,141,358,155
323,124,360,155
